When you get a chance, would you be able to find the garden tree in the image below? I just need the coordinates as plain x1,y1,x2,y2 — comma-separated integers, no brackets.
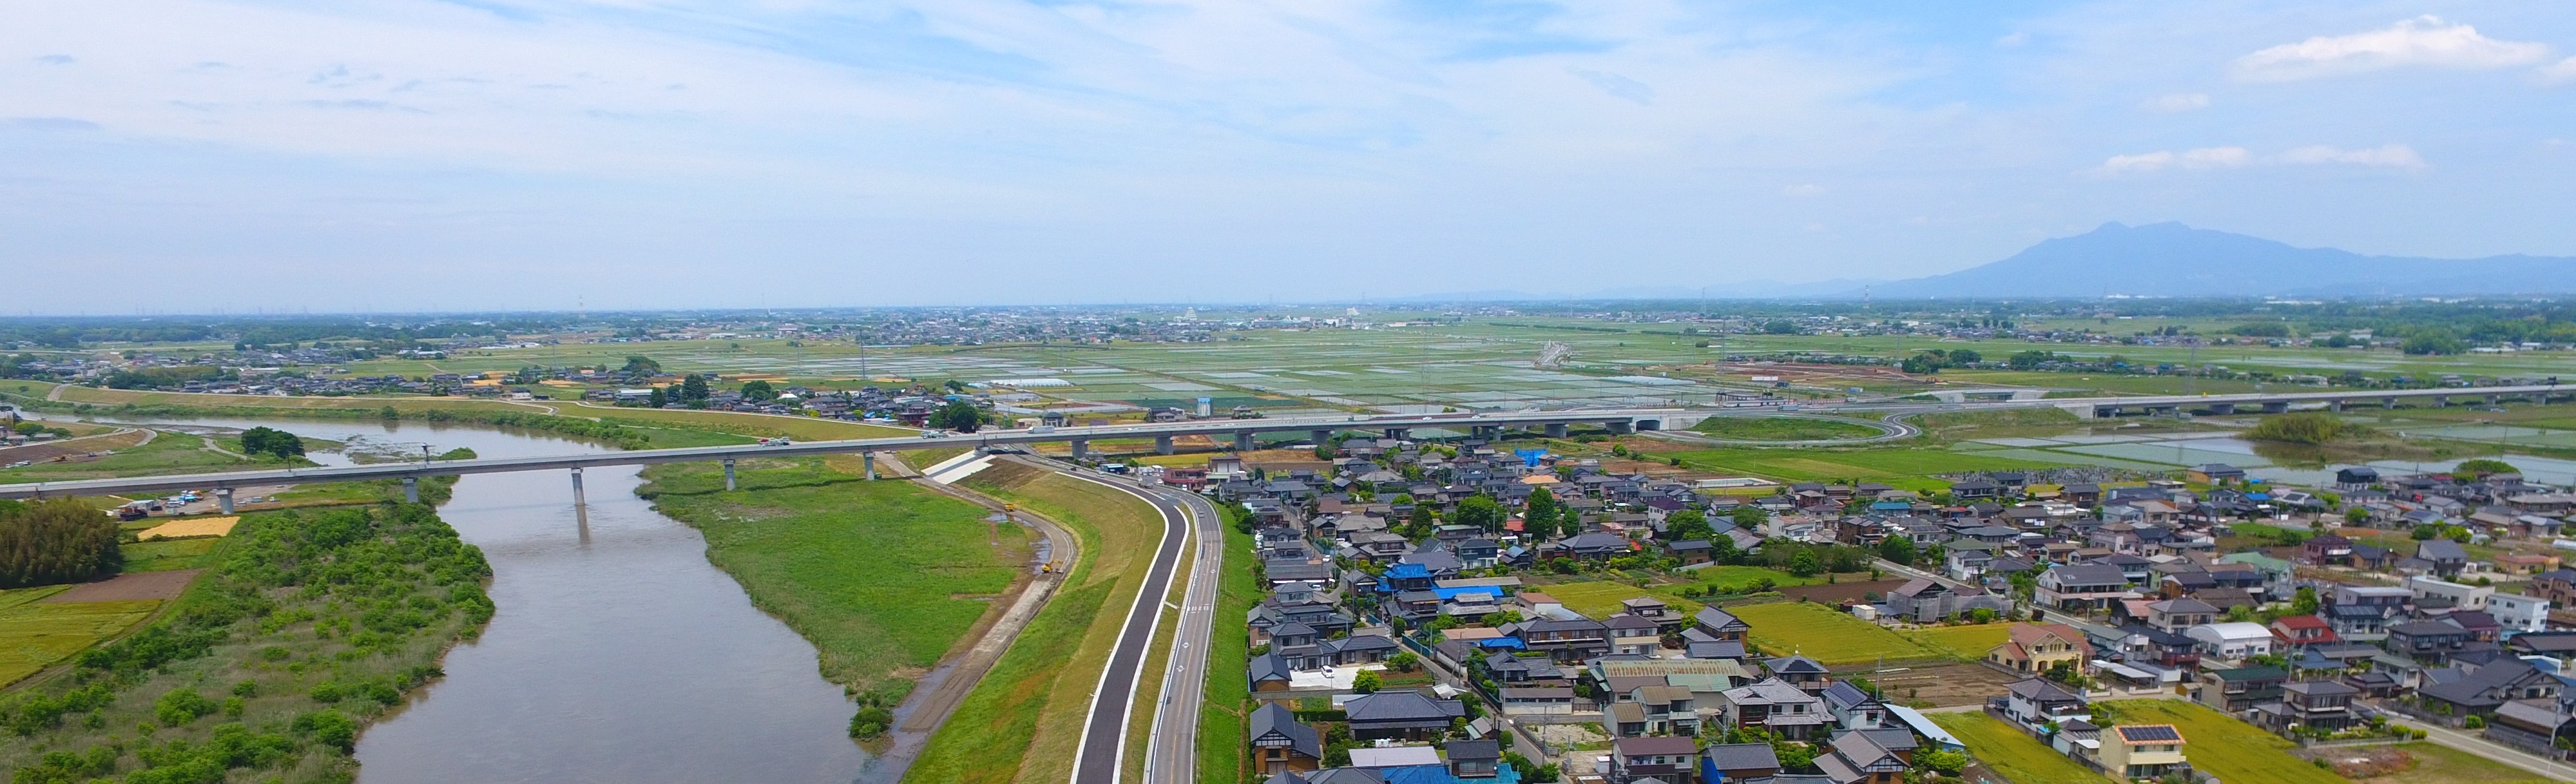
1916,750,1968,776
930,399,983,432
1730,505,1768,530
1454,495,1506,533
646,387,668,408
679,374,711,405
619,355,661,376
1526,488,1558,523
1387,652,1419,673
1876,535,1916,566
2292,586,2320,615
1788,551,1821,577
1352,670,1382,694
1664,510,1713,542
1706,534,1740,565
1968,607,1999,624
0,499,123,588
740,380,776,401
1405,505,1437,540
238,426,306,459
1771,738,1818,773
2456,459,2520,476
1921,542,1946,568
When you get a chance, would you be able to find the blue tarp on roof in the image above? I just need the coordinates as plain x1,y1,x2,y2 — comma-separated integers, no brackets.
1379,763,1519,784
1870,501,1913,511
1385,563,1432,580
1475,637,1526,649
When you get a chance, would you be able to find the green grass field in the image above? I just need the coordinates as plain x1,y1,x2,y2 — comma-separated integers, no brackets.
1730,601,1943,664
1667,446,2064,483
1200,523,1260,784
1683,566,1825,593
1691,417,1883,441
1543,581,1706,619
640,457,1030,702
2097,700,2351,784
119,537,220,572
0,600,162,687
0,428,266,481
1907,623,2014,660
1930,712,2113,784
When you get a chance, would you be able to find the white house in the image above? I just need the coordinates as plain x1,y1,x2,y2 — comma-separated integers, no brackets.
2490,593,2553,634
2406,576,2494,611
2186,622,2276,660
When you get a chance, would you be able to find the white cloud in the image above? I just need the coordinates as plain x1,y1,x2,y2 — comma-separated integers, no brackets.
1781,183,1825,197
2235,16,2551,81
1995,32,2028,47
2282,144,2427,169
2097,146,2249,173
2144,93,2209,111
2539,56,2576,84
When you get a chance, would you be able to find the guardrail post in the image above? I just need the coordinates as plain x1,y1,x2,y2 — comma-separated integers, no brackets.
402,476,419,504
216,488,233,515
723,457,737,491
1155,435,1175,455
863,452,877,480
571,467,586,506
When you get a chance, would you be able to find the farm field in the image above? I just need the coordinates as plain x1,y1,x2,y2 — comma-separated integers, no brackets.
2097,700,2351,784
1729,601,1943,664
1683,566,1825,593
1930,712,2114,784
118,537,220,572
638,457,1031,702
1907,622,2015,660
0,599,162,686
1543,580,1704,619
1666,446,2065,483
2322,742,2558,784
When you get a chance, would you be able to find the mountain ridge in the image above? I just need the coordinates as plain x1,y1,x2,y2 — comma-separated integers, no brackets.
1860,222,2576,298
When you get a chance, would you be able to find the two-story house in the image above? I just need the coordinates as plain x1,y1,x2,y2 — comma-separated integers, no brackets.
1719,678,1829,740
2003,678,2090,731
2099,725,2188,780
1610,736,1700,784
2146,598,2219,633
2195,665,2287,712
2036,564,2133,611
2256,680,2360,734
1986,622,2093,675
1508,618,1610,663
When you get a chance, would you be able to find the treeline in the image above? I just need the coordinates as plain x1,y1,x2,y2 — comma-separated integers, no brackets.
0,499,122,588
22,398,656,450
2,504,495,783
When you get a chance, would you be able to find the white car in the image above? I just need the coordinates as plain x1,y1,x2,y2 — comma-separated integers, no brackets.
919,430,947,439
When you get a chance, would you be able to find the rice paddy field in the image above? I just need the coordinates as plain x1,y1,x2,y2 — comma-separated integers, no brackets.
0,597,162,687
1729,601,1946,664
1907,622,2016,658
1540,580,1705,619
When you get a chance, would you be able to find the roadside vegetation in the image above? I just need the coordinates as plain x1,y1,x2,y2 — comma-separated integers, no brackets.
637,458,1030,714
908,461,1161,784
0,504,495,784
1198,515,1259,784
1688,417,1881,441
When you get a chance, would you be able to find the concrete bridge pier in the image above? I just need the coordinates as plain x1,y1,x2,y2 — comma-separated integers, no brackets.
1155,435,1175,455
1309,430,1332,447
1070,439,1089,459
2208,403,2236,415
1605,421,1635,434
402,476,419,504
2150,406,2178,417
723,457,737,492
1382,428,1410,440
571,467,586,506
2327,400,2345,413
2436,396,2451,408
216,488,234,515
2488,394,2502,406
862,452,876,480
1544,423,1568,438
1233,432,1255,452
2383,397,2398,409
2263,401,2291,414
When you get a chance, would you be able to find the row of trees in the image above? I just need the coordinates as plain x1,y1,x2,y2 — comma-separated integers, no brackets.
239,426,307,459
0,499,122,588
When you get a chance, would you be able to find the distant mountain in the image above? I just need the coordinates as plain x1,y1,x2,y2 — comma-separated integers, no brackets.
1868,222,2576,299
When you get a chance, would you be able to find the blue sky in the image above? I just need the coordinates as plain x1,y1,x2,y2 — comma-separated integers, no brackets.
5,0,2575,311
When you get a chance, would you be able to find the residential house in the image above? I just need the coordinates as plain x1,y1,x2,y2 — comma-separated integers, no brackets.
2488,593,2552,633
2385,620,2474,665
1763,656,1831,692
1820,682,1887,731
2002,678,2090,731
2417,658,2562,718
2187,622,2277,661
1719,678,1830,740
2036,564,2133,611
1610,736,1700,784
1606,615,1664,656
1343,690,1467,741
2146,598,2219,633
2269,615,2339,650
1883,578,2011,623
1815,727,1912,784
1250,702,1325,776
1695,743,1780,784
2195,666,2286,712
1510,618,1610,663
2099,725,2188,781
2255,680,2360,734
2416,539,2472,578
1987,623,2093,675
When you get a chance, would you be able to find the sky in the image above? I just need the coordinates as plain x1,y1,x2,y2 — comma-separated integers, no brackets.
6,0,2576,312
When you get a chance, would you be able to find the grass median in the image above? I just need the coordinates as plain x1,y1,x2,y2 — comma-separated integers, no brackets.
908,461,1163,784
1199,520,1259,784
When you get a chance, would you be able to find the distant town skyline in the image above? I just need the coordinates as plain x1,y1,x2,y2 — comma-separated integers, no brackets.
6,1,2574,312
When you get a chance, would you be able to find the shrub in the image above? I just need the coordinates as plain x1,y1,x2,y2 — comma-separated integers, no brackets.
0,498,124,588
293,709,358,752
153,688,218,727
2245,412,2352,445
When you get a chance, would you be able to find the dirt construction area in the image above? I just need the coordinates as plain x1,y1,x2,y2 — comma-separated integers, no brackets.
46,570,202,602
1842,662,2022,707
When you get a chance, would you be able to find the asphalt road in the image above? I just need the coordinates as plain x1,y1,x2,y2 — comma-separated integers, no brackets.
1059,466,1191,784
1142,483,1224,784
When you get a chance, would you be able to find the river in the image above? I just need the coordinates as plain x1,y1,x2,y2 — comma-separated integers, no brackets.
62,416,874,784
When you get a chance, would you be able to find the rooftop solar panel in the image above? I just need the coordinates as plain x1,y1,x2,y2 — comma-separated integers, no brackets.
2117,725,2182,743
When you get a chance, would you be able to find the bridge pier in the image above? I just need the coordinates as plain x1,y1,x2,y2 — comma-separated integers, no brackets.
1382,428,1409,440
1155,435,1175,455
571,467,586,506
1231,432,1253,452
2383,397,2398,409
2263,401,2290,414
1309,430,1332,447
2327,400,2345,413
723,458,737,492
215,488,233,515
403,477,419,504
862,452,876,480
2488,394,2501,406
2208,403,2236,415
1605,421,1634,434
1070,439,1089,459
1544,423,1567,438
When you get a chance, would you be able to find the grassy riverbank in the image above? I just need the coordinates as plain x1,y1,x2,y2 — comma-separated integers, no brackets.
637,459,1032,707
1199,519,1260,784
908,461,1162,784
0,504,495,784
